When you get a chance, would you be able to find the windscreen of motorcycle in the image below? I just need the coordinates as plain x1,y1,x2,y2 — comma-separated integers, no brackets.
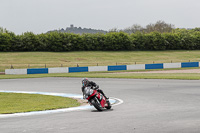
84,87,94,99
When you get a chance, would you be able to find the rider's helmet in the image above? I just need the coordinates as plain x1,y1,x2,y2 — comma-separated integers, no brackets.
82,78,89,87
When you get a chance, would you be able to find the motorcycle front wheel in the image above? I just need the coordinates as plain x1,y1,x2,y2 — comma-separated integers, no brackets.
91,98,103,111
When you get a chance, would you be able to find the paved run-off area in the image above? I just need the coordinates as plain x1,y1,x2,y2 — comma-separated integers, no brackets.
0,78,200,133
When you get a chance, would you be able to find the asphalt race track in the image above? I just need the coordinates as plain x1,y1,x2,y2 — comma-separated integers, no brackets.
1,78,200,133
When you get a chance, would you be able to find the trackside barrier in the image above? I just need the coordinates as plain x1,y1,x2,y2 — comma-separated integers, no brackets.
5,62,200,75
181,62,199,68
108,65,127,71
145,63,163,69
27,68,48,74
5,69,27,75
127,64,145,70
88,66,107,72
48,67,68,74
163,63,181,69
69,67,88,73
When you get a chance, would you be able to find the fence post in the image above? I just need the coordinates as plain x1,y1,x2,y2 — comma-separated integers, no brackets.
11,64,14,69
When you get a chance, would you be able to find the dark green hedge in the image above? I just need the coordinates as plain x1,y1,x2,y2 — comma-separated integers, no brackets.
0,29,200,51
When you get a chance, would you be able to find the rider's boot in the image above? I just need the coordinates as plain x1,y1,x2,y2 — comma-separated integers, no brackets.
105,96,109,102
102,93,109,102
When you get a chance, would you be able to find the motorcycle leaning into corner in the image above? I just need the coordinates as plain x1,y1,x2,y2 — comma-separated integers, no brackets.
83,86,112,111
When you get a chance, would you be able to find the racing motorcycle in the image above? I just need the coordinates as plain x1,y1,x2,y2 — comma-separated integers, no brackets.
83,87,111,111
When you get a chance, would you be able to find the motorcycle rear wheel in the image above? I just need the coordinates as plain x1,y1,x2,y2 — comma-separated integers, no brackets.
105,101,112,109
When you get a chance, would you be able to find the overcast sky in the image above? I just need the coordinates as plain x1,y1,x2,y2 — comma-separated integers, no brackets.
1,0,200,34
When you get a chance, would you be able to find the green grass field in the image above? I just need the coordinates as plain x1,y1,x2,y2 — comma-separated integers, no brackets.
0,92,80,114
1,51,200,72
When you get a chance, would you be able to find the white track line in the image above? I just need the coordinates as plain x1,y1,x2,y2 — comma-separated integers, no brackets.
0,90,123,118
110,97,124,106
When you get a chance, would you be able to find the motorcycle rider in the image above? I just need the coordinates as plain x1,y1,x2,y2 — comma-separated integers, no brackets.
81,78,109,101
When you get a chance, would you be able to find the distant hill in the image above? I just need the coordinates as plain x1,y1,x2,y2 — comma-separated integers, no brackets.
48,24,107,34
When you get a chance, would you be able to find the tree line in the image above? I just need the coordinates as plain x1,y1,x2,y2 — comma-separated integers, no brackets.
110,20,175,33
0,26,200,52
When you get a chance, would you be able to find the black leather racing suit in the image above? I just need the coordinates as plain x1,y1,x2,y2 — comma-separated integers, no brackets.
81,81,108,99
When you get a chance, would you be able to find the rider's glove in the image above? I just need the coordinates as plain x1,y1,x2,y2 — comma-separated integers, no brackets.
94,87,99,90
94,85,99,90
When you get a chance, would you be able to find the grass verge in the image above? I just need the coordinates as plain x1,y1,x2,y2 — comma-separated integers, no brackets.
0,92,80,114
